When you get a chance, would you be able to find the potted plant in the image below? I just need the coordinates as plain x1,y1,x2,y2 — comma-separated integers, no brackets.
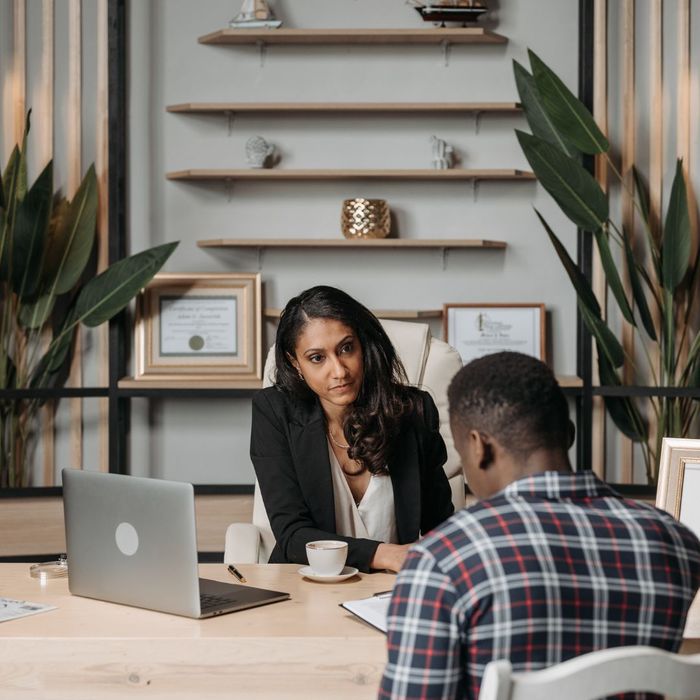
513,51,696,485
0,112,177,487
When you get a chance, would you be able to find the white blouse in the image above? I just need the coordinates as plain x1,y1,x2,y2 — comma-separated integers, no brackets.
327,442,398,544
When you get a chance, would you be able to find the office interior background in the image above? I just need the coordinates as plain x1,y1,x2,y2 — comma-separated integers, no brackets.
1,0,699,560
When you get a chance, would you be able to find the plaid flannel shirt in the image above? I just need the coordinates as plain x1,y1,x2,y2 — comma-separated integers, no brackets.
379,471,700,700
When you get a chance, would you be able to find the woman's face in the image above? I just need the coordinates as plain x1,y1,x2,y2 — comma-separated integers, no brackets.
291,318,364,413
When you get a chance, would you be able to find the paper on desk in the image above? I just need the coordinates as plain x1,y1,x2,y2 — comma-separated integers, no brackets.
0,597,57,623
340,593,391,633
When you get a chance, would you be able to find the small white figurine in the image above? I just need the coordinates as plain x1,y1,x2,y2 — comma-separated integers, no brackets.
230,0,281,28
431,135,455,169
245,136,275,168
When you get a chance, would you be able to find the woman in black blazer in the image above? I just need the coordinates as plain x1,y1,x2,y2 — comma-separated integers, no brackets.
250,286,454,573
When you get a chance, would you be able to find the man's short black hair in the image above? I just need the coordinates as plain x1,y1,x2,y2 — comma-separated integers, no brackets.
447,351,570,456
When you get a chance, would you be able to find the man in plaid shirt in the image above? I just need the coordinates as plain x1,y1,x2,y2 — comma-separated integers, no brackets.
379,352,700,700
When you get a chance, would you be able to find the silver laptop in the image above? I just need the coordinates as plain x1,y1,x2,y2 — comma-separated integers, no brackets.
62,469,290,618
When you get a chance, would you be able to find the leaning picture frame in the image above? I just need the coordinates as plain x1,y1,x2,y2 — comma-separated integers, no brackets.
443,303,546,365
134,273,262,381
656,437,700,539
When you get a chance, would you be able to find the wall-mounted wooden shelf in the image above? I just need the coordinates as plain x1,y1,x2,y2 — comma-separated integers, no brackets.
197,238,507,250
265,307,443,320
199,28,507,46
167,102,521,115
118,378,263,391
557,375,583,389
168,169,534,182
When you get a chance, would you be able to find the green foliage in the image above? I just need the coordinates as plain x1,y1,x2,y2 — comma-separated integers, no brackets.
514,53,699,484
0,112,178,487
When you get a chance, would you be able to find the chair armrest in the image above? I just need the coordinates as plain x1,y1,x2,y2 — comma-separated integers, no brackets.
224,523,261,564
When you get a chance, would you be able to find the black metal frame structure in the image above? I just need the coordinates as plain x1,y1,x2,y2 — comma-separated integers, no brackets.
0,0,671,502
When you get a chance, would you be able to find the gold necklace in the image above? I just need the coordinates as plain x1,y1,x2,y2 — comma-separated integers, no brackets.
328,428,350,450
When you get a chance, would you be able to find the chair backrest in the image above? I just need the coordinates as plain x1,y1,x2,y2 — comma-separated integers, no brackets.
252,319,464,563
478,646,700,700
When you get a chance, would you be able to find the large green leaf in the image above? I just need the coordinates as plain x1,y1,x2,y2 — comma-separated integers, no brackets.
621,228,657,341
0,147,21,281
662,288,676,378
529,49,609,155
580,303,626,369
513,60,575,157
16,111,30,201
52,165,98,295
12,161,53,299
19,293,56,329
535,210,624,368
517,131,608,231
598,353,647,441
593,228,634,324
536,210,601,314
662,160,691,292
72,241,178,327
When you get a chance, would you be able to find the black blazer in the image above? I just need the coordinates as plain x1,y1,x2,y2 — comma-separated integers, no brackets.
250,386,454,572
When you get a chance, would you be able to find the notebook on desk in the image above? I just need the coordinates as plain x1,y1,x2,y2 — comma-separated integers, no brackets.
62,469,290,619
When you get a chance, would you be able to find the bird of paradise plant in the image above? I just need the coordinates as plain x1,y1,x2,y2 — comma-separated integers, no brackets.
513,50,696,484
0,112,177,487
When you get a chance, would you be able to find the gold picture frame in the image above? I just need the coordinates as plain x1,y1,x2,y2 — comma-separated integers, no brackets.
134,273,262,381
443,303,546,365
656,437,700,538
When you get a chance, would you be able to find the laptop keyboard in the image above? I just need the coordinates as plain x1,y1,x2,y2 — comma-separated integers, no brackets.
200,593,236,610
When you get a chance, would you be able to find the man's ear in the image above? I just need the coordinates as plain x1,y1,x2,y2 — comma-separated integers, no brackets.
468,430,494,471
477,432,494,470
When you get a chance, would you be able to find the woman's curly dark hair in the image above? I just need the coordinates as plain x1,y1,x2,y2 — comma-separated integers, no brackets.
274,285,420,475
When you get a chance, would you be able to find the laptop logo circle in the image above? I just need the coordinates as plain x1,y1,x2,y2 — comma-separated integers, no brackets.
115,522,139,556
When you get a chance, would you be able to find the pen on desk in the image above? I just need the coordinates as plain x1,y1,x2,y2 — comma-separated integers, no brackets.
373,590,393,598
227,564,247,583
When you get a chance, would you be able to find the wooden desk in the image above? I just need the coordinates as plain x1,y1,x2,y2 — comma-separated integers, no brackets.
1,563,698,698
0,563,394,699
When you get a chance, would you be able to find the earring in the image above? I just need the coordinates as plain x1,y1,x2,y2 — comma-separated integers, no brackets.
297,369,305,382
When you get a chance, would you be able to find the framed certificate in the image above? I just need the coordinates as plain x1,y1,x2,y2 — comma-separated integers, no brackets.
443,303,546,365
134,273,262,380
656,438,700,539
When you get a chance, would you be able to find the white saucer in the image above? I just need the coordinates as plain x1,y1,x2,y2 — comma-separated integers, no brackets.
298,565,359,583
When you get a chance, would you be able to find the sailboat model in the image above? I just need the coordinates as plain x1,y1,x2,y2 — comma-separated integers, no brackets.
230,0,282,29
410,1,488,25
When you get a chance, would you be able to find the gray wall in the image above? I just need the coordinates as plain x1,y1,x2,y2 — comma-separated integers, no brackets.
126,0,580,484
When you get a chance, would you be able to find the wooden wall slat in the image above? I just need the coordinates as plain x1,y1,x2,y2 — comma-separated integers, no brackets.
40,0,55,486
620,0,636,483
67,0,83,471
12,0,26,145
96,0,110,471
645,0,663,478
592,0,608,478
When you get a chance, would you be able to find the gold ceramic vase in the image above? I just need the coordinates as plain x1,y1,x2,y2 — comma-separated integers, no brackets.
341,198,391,239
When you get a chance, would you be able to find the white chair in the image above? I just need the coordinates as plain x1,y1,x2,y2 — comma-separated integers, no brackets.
224,318,464,565
478,646,700,700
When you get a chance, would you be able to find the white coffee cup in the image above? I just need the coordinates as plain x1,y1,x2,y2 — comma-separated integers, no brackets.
305,540,348,576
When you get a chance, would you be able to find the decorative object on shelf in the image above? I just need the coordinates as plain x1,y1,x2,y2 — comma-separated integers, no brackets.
245,135,276,168
514,50,699,485
0,111,177,489
443,303,546,366
409,0,488,26
134,273,262,382
341,199,391,239
230,0,281,29
656,438,700,536
431,135,455,169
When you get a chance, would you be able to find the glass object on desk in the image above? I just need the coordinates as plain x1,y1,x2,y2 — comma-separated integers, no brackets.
29,553,68,581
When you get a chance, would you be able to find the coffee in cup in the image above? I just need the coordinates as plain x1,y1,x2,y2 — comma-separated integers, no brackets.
305,540,348,576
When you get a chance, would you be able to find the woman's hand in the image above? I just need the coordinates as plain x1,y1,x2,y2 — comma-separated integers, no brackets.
371,543,412,573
